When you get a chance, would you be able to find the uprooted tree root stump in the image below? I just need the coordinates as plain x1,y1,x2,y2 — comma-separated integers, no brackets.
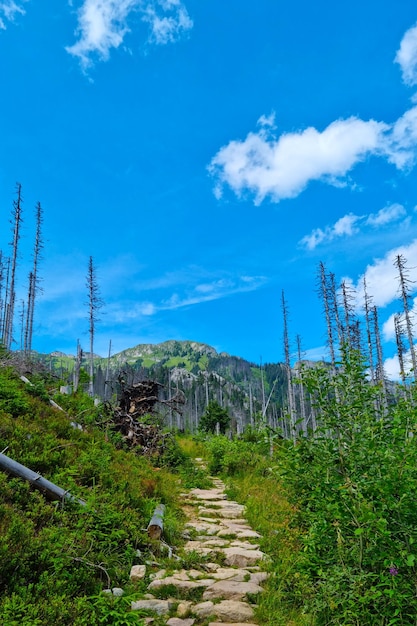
106,377,185,459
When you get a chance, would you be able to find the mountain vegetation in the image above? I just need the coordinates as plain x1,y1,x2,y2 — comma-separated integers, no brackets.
34,340,289,435
3,183,417,623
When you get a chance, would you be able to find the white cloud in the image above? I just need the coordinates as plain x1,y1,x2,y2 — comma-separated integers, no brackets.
384,350,417,382
300,202,409,251
349,239,417,309
384,106,417,169
209,101,417,205
395,22,417,87
142,0,192,45
0,0,26,29
383,296,417,341
66,0,192,70
366,203,406,227
300,212,361,250
209,115,388,204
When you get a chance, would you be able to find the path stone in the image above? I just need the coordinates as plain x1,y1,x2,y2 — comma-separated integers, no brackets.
202,579,264,601
138,458,268,624
223,547,265,567
131,599,173,614
148,576,214,592
194,599,255,622
130,564,146,581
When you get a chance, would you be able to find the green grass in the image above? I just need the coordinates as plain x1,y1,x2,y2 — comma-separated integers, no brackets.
0,364,188,625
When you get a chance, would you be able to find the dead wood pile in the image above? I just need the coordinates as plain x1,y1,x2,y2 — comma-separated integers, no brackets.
110,377,185,457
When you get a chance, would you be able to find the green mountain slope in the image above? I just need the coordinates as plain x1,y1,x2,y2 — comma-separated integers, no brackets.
35,340,289,433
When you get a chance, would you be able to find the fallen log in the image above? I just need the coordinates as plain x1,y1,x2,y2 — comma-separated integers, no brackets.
147,504,166,540
0,452,86,506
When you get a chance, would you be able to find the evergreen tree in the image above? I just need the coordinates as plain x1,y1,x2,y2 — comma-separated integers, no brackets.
199,400,230,434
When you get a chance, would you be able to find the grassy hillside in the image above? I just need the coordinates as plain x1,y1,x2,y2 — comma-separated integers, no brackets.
0,359,198,625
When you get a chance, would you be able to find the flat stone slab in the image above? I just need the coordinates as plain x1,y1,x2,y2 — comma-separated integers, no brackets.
167,619,195,626
210,567,251,582
185,522,221,535
199,507,244,519
250,571,269,584
195,537,230,547
148,576,214,592
203,579,264,601
131,599,173,614
223,547,265,567
189,488,227,500
194,600,255,622
130,564,146,581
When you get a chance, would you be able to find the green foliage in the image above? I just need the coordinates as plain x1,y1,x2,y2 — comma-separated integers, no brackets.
0,363,188,625
199,401,230,434
277,346,417,624
0,368,30,417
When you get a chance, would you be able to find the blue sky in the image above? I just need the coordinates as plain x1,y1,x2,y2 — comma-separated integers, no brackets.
1,1,417,377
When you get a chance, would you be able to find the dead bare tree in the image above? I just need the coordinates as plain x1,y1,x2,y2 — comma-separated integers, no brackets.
3,183,23,349
371,305,387,404
296,334,308,434
86,256,104,396
340,279,359,349
394,254,417,379
24,201,43,355
318,262,337,366
394,313,407,385
282,290,296,440
73,340,83,393
1,256,10,344
363,277,376,384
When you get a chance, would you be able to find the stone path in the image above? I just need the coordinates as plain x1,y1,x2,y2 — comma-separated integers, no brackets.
130,461,268,625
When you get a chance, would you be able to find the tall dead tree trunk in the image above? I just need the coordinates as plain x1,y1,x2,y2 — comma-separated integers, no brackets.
282,290,296,440
1,257,10,344
318,262,336,366
363,277,375,384
394,313,407,385
25,201,43,355
296,334,307,435
372,305,387,404
4,183,23,349
340,280,358,349
0,252,5,339
73,340,82,393
394,254,417,379
86,256,103,396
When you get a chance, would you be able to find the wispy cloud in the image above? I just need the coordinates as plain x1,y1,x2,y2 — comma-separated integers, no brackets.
142,0,193,45
108,273,268,323
395,22,417,87
66,0,192,70
300,213,362,251
300,203,407,250
0,0,26,30
365,203,406,227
